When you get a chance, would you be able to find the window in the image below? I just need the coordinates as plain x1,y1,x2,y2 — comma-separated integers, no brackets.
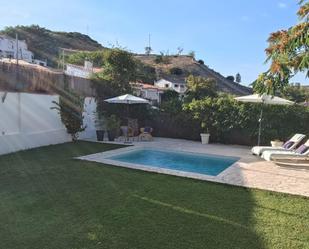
180,85,184,88
165,84,169,88
174,84,179,88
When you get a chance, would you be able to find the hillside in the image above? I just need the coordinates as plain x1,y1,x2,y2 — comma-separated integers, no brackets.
0,25,251,95
0,25,104,67
135,55,252,95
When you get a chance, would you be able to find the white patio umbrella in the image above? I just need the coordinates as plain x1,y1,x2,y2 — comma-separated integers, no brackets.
105,94,149,105
105,94,149,142
235,93,294,146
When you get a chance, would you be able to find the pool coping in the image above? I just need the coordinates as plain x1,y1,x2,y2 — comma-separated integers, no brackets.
77,145,241,183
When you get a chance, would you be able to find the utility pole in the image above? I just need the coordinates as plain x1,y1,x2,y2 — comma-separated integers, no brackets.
145,34,152,56
16,33,19,66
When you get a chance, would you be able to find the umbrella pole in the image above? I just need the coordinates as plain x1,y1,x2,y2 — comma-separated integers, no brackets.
125,104,130,144
258,108,263,146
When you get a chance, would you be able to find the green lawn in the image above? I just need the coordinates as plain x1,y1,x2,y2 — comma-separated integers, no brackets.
0,141,308,249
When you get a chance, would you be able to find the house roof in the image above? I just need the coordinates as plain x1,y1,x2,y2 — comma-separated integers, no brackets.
131,82,165,91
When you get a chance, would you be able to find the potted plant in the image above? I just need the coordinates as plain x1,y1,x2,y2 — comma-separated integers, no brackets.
200,122,210,144
94,112,105,141
106,115,120,141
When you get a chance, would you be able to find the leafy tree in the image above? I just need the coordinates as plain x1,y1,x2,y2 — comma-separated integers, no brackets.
135,61,157,82
198,59,204,65
52,90,85,141
91,48,136,98
188,51,195,58
235,73,241,83
145,46,152,56
66,50,105,67
177,47,184,56
185,75,218,101
161,89,179,103
280,83,309,102
254,0,309,94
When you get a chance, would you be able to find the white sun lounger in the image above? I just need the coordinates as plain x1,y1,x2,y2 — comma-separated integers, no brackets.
251,133,306,156
262,139,309,161
273,158,309,168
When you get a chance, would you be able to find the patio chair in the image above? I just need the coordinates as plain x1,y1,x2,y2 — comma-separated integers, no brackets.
251,133,306,156
262,139,309,161
139,127,153,141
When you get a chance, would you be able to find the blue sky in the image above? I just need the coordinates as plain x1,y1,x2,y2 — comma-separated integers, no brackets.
1,0,308,85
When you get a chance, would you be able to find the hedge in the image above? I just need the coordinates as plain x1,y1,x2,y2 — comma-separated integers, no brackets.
150,96,309,146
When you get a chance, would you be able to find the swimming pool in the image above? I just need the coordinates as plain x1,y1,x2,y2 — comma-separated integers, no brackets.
107,149,239,176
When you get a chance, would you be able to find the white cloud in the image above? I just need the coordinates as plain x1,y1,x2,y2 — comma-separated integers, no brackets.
278,2,287,8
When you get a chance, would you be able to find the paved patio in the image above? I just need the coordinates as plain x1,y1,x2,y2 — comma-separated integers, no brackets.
79,137,309,197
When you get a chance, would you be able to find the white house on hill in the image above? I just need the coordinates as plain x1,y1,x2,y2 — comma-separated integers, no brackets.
131,83,165,105
0,35,34,63
154,78,187,95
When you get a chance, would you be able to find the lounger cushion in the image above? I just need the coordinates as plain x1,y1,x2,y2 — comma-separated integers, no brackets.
283,141,294,149
295,145,309,154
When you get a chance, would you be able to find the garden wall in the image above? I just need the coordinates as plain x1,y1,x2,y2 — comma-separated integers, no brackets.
0,61,94,96
0,92,72,155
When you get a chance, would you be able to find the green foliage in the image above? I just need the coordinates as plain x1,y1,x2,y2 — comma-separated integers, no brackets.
254,0,309,94
160,97,183,115
135,61,157,82
106,114,121,132
52,90,85,141
280,84,309,102
197,59,204,65
183,95,309,145
185,75,218,101
161,89,180,103
226,76,235,82
2,141,309,249
91,48,136,99
66,50,105,67
188,51,195,58
145,46,152,55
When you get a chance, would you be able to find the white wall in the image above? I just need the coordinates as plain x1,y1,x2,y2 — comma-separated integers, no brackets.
78,97,97,140
65,64,92,79
0,92,71,155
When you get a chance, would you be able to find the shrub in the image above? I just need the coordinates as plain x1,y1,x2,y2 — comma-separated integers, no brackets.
52,90,85,141
169,67,183,75
198,59,204,65
185,75,218,101
183,95,309,145
226,76,235,81
154,53,170,64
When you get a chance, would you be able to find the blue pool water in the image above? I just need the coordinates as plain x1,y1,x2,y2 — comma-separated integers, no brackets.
108,149,239,176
